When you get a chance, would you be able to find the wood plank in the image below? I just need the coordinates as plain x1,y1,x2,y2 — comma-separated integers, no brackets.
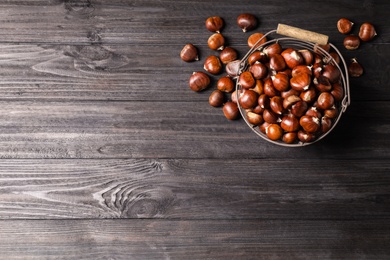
0,159,388,219
0,43,388,101
0,100,388,159
0,219,388,259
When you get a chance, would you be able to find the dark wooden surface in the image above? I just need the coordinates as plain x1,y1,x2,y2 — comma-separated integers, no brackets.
0,0,389,259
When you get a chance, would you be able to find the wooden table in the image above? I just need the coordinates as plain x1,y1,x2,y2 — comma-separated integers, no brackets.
0,0,389,259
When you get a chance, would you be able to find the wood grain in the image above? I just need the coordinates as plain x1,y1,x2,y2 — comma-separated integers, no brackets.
0,159,388,220
0,100,388,159
0,219,388,259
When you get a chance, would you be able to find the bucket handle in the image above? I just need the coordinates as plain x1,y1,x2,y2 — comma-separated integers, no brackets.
276,23,329,45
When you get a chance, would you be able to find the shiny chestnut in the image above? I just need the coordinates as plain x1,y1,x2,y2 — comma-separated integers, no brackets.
205,16,224,33
237,13,257,32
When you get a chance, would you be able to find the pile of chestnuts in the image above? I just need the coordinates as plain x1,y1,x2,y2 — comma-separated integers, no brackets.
180,14,377,145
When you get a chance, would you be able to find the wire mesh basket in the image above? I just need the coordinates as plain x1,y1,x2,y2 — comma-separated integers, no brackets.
236,24,350,147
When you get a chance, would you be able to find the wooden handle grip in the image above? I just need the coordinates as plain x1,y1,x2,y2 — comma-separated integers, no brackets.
276,24,329,45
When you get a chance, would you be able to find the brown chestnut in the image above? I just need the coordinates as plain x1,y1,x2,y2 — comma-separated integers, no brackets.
208,33,225,50
321,116,332,133
322,64,340,83
239,89,259,109
248,33,267,48
317,92,335,110
270,96,284,115
359,22,377,42
290,72,311,92
220,47,238,64
313,75,332,92
258,94,270,109
269,54,286,71
246,111,263,125
281,48,304,69
205,16,224,33
292,65,312,78
299,86,317,104
343,35,360,50
248,51,268,65
271,72,290,92
209,89,225,107
239,71,256,89
189,71,210,92
300,115,320,133
263,109,280,124
283,95,301,109
252,79,264,95
331,82,344,101
282,132,298,144
281,114,300,132
298,49,314,65
249,62,268,79
259,121,271,134
305,106,322,118
237,13,257,32
266,124,283,141
204,55,222,75
180,43,199,62
348,58,364,77
337,18,353,34
223,101,240,120
298,130,316,143
263,78,280,97
217,76,235,93
324,106,338,119
226,60,241,77
291,100,308,117
264,42,282,56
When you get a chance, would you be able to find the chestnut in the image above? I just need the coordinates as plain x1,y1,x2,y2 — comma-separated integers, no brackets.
317,92,335,110
312,62,323,79
343,35,360,50
208,33,225,50
337,18,353,34
298,49,314,65
205,16,224,33
246,111,263,125
264,42,282,56
258,94,270,109
281,48,304,69
247,33,267,48
281,88,300,99
217,76,235,93
291,100,308,117
269,54,286,71
283,95,301,109
292,65,312,78
324,106,338,119
263,78,280,97
348,58,364,77
204,55,222,75
263,109,280,124
271,72,290,92
283,132,298,144
321,116,333,133
281,114,299,132
239,71,256,89
313,75,332,92
188,71,210,92
220,47,238,64
209,90,225,107
226,60,241,77
322,64,340,83
259,121,271,134
248,51,268,65
290,72,311,92
300,115,320,133
223,101,240,120
298,130,316,143
249,62,268,79
270,96,284,115
266,124,283,141
252,79,264,95
237,13,257,32
359,22,377,42
331,82,344,101
239,89,259,109
305,106,322,118
180,43,199,62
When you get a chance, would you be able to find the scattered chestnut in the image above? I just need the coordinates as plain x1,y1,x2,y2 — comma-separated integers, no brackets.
237,13,257,32
317,92,335,110
220,47,238,64
348,58,364,77
205,16,224,33
239,71,256,89
209,89,225,107
359,22,377,42
343,35,360,50
247,33,267,48
300,115,320,133
204,55,222,75
188,71,210,92
208,33,225,50
180,43,199,62
217,76,235,93
223,101,240,120
266,124,283,141
337,18,353,34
